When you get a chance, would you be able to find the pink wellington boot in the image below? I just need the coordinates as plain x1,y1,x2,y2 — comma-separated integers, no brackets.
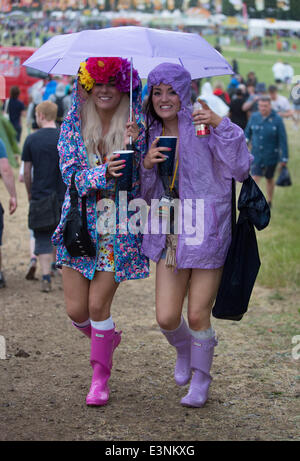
180,335,218,408
72,321,91,338
86,326,122,406
161,317,192,386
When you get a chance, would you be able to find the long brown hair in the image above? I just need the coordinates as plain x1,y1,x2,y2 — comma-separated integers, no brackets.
144,87,163,147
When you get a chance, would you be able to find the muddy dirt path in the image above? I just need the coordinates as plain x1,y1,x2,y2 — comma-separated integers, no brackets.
0,178,299,441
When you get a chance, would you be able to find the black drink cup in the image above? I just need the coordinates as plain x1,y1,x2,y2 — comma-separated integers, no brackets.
157,136,177,177
114,150,134,191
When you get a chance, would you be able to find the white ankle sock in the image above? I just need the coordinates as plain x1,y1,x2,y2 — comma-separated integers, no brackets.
91,316,114,331
73,319,90,328
189,326,215,340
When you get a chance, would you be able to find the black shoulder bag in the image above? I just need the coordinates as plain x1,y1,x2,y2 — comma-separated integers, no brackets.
63,172,96,258
212,176,270,321
28,192,61,233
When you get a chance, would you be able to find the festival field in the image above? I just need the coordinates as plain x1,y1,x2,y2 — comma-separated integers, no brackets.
0,44,299,441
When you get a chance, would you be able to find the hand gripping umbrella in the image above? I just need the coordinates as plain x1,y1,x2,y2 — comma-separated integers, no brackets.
23,26,234,141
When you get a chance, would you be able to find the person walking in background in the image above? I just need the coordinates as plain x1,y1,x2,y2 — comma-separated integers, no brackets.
272,60,285,89
42,76,57,101
246,71,257,88
282,62,294,89
18,161,38,280
51,57,149,407
5,86,26,143
213,81,231,106
141,63,252,408
291,79,300,129
27,80,44,131
242,82,267,116
0,138,17,288
49,82,72,127
268,85,295,121
229,86,248,130
245,95,288,209
22,101,66,293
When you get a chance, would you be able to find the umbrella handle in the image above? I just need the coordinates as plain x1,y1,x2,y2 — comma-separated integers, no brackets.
129,57,133,145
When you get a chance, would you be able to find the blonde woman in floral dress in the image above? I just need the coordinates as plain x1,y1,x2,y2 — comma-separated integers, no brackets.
52,57,149,406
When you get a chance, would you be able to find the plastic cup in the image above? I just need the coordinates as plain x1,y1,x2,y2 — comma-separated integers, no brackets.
157,136,177,177
113,150,134,191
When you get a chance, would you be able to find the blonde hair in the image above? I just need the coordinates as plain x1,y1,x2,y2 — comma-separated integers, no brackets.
81,93,129,167
36,101,58,121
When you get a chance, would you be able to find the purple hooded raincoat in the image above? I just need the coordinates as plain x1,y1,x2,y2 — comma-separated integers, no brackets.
140,63,253,269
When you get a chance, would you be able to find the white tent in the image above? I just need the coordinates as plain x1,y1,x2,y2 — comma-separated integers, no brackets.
248,18,300,38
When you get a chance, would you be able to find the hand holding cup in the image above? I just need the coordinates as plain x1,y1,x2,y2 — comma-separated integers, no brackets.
106,153,126,179
143,137,171,170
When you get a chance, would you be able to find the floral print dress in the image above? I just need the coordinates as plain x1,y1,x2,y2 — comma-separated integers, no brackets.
51,78,149,282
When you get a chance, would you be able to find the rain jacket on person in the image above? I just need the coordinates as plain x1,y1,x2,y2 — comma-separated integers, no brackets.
52,78,149,282
140,63,253,269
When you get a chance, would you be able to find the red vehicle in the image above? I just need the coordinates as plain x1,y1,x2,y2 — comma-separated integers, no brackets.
0,46,47,106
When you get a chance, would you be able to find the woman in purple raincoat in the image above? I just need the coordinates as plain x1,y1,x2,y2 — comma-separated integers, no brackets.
52,57,149,407
140,63,252,408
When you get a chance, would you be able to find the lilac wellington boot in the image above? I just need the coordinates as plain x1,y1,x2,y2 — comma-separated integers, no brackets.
86,327,122,406
180,335,218,408
72,321,91,338
161,317,192,386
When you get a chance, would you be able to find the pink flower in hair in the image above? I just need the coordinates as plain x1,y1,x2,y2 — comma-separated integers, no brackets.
115,59,139,93
86,57,122,84
78,57,139,93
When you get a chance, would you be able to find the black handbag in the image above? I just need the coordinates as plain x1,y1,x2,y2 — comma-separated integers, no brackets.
63,172,96,258
276,165,292,187
28,192,61,233
212,176,270,321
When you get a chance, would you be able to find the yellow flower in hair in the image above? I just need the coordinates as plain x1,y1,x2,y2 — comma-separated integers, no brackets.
78,61,95,91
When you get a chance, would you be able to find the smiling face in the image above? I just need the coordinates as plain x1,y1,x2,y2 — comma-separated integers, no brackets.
151,83,181,122
91,79,122,114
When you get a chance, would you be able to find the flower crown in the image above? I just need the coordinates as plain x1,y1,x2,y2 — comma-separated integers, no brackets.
78,57,139,93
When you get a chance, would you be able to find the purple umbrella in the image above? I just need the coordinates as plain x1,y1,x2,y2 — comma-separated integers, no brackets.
23,26,233,140
23,26,233,80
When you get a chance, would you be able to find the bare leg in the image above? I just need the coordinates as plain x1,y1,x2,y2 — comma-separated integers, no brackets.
38,253,52,277
252,175,261,185
155,259,191,331
30,234,36,260
88,271,119,321
265,177,275,204
62,266,90,323
187,267,223,331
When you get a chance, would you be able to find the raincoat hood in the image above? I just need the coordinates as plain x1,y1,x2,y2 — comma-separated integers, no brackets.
146,63,193,146
147,63,193,113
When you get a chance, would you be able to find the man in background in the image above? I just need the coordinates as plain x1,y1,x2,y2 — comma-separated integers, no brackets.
22,101,65,293
245,96,288,209
0,138,17,288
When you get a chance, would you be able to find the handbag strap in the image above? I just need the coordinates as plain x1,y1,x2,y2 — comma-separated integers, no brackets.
231,178,236,236
70,171,88,230
70,172,78,207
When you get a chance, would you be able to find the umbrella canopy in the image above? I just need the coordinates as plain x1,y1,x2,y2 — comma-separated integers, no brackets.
23,26,233,80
